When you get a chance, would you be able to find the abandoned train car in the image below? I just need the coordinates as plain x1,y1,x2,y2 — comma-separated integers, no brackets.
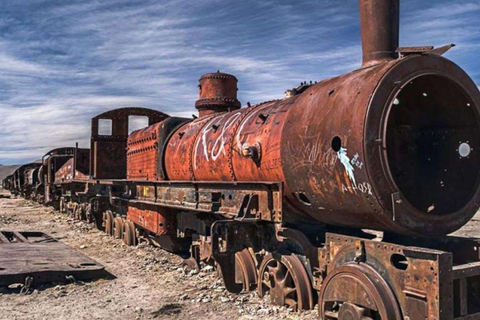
5,0,480,319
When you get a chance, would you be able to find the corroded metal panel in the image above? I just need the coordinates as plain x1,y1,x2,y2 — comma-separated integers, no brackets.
54,158,88,183
127,204,175,236
127,122,162,180
90,107,169,179
130,181,282,222
0,231,107,286
164,116,215,180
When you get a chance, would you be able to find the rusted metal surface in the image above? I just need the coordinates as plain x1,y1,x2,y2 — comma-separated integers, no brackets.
195,72,241,117
23,164,41,198
258,252,314,311
162,54,480,236
127,122,163,180
320,263,402,319
164,115,215,180
11,163,41,197
234,248,257,291
42,147,76,185
128,181,282,221
319,233,480,319
126,117,190,181
2,175,13,190
360,0,399,67
24,166,39,187
41,147,85,204
54,157,88,183
90,107,169,179
0,231,107,287
122,220,137,246
127,204,175,236
103,210,114,236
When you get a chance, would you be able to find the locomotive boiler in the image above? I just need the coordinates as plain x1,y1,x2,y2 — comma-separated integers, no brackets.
5,0,480,318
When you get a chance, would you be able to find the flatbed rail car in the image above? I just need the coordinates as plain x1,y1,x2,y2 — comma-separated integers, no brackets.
5,0,480,319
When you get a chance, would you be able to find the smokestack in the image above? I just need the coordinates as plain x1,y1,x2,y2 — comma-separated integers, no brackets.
360,0,400,67
195,72,241,117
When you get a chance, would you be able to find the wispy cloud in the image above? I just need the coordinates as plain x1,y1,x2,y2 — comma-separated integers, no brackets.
0,0,479,165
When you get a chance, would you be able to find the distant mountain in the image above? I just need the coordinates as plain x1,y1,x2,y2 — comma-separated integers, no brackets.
0,165,20,183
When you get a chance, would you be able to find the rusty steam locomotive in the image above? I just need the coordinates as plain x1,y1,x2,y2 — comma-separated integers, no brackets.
4,0,480,318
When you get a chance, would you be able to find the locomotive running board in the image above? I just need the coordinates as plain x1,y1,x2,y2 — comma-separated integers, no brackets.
125,180,283,222
0,231,108,287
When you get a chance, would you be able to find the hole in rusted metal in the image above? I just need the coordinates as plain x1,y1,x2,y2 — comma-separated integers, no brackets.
459,142,471,158
391,253,408,270
331,136,342,152
258,113,268,123
295,192,311,206
386,74,480,215
79,262,96,267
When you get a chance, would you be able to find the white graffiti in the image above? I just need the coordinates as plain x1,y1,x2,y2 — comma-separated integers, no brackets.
350,152,364,169
357,182,373,195
211,112,241,160
194,117,219,169
236,110,259,151
342,181,373,195
337,147,356,187
194,112,242,169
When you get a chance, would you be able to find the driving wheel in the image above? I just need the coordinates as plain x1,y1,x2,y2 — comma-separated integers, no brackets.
235,248,257,291
319,263,402,320
258,252,314,311
103,210,114,236
113,217,124,239
123,220,137,246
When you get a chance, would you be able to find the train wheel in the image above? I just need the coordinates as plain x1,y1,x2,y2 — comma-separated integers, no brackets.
258,252,314,311
66,201,74,215
182,257,200,272
85,205,93,223
113,217,124,239
319,263,402,320
73,203,81,220
235,248,257,291
123,220,137,246
104,210,114,236
59,198,65,213
79,203,88,220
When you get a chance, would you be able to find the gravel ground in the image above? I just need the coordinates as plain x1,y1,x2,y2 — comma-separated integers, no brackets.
0,189,317,320
1,188,479,320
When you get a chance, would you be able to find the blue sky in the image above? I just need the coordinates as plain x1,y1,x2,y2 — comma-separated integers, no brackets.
1,0,479,165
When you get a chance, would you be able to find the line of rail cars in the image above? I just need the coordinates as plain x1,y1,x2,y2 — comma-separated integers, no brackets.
4,0,480,318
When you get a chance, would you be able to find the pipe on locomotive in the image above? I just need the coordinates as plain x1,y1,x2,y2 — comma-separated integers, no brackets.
360,0,400,67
